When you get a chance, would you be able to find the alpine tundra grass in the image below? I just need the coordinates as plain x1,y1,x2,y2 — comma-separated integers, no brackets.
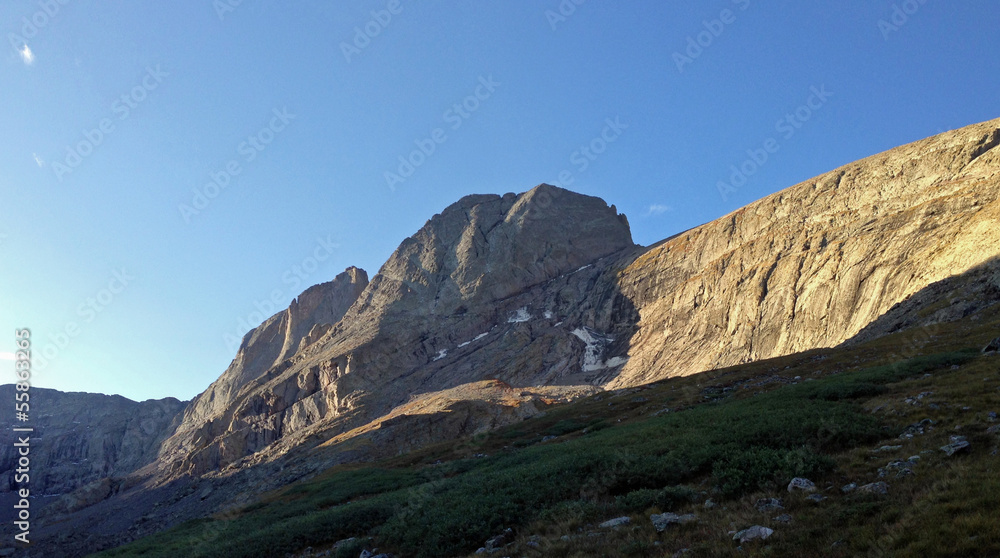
93,302,1000,558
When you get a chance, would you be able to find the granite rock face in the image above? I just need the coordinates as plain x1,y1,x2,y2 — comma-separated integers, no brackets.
152,119,1000,481
608,119,1000,387
157,266,370,476
154,185,636,478
0,386,184,498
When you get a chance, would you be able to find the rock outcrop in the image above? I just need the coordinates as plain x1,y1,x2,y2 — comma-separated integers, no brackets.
151,118,1000,482
155,185,636,478
608,118,1000,387
0,386,184,498
157,266,369,476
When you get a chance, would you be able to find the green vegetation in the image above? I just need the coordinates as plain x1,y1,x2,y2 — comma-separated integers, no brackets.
94,315,1000,557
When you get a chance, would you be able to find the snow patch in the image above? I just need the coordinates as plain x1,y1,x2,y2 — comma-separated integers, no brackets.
604,356,629,368
569,327,625,372
432,349,448,361
457,329,495,348
508,307,531,323
544,311,554,319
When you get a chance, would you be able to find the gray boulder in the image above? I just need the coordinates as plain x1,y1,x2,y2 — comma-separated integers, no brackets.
941,435,971,457
650,512,697,531
599,516,631,528
857,482,889,496
484,528,514,551
787,477,817,492
983,337,1000,353
733,525,774,543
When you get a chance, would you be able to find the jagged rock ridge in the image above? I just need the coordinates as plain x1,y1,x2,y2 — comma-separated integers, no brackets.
157,119,1000,481
157,266,369,475
156,185,636,477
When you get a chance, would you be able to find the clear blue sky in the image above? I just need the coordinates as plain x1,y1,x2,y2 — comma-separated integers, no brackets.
2,1,998,402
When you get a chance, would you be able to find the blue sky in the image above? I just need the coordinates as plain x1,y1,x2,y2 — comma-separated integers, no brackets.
2,1,998,402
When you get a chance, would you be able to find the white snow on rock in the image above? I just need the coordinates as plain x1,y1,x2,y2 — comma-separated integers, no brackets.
432,349,448,361
544,311,554,319
570,327,622,372
457,331,491,348
569,327,629,372
508,307,531,323
604,356,629,368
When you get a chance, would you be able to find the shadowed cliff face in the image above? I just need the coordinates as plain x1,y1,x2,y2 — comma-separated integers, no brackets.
0,386,184,498
843,256,1000,347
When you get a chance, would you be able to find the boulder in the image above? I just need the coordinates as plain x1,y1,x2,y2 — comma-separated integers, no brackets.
983,337,1000,353
484,528,514,551
598,516,631,528
733,525,774,543
857,482,889,496
787,477,816,492
941,435,971,457
650,512,697,531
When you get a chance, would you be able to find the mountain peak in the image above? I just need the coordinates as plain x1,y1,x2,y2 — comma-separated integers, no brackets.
379,184,633,307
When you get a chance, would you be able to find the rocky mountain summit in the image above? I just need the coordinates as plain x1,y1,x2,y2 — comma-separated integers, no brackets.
157,119,999,483
156,266,370,476
155,185,637,479
5,117,1000,557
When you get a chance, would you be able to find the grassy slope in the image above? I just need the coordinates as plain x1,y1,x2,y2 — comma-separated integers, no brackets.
93,304,1000,558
